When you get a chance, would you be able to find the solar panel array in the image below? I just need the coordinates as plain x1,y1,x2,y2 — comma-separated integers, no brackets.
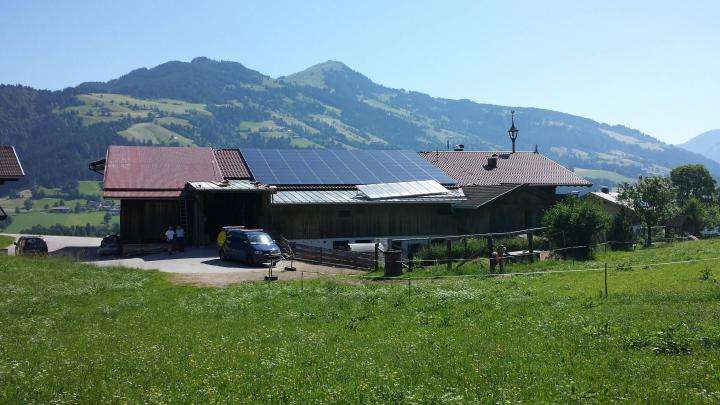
240,149,457,185
357,180,449,200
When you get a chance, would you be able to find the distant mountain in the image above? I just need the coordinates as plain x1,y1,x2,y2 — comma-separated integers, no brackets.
678,130,720,163
1,57,718,192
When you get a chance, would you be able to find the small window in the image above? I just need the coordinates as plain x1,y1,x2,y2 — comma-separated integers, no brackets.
333,240,350,250
337,210,351,218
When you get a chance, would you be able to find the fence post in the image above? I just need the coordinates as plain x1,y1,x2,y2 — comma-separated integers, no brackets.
604,262,608,298
374,243,379,272
301,271,304,291
488,237,495,273
446,239,452,272
528,231,534,262
319,246,323,265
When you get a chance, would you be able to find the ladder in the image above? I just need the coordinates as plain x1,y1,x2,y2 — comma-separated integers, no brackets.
179,193,189,232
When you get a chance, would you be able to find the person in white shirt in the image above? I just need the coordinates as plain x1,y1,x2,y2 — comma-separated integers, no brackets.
175,225,185,252
165,226,175,255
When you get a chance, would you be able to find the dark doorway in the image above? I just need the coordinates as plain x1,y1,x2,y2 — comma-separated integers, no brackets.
196,192,264,245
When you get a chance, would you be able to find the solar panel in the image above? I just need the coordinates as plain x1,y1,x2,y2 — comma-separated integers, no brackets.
358,180,450,200
240,149,457,185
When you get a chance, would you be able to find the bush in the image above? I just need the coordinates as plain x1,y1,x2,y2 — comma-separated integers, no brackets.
542,197,609,259
608,208,635,250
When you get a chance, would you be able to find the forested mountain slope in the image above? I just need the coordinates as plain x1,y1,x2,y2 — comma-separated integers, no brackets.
0,57,716,192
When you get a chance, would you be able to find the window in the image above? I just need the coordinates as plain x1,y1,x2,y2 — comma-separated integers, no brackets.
333,240,350,250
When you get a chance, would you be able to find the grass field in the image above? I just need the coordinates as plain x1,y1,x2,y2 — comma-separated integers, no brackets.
574,168,635,184
77,180,102,197
1,240,720,402
118,122,194,146
3,211,118,233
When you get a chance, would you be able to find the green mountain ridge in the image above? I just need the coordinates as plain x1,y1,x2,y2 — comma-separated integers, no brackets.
0,56,717,192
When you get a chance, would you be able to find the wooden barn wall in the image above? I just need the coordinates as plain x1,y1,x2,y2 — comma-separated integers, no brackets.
455,186,558,234
120,199,179,243
268,203,460,240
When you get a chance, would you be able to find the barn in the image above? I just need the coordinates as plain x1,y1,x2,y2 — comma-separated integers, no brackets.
92,145,590,250
0,146,25,220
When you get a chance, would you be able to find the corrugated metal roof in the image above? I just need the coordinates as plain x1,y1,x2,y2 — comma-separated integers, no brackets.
104,146,223,190
357,180,448,200
187,180,267,192
419,151,591,187
272,188,465,205
0,146,24,180
214,149,252,179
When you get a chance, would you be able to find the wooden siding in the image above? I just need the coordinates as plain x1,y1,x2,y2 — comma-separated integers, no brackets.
120,199,179,243
268,203,459,240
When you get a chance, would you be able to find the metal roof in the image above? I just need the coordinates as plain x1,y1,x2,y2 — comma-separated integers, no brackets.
0,146,24,180
103,190,182,199
357,180,448,200
455,184,524,209
419,151,591,187
187,180,268,192
272,188,465,205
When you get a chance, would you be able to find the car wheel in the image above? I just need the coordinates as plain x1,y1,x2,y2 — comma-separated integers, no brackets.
219,248,227,260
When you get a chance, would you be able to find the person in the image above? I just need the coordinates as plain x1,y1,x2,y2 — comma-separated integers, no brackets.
175,225,185,252
165,226,175,255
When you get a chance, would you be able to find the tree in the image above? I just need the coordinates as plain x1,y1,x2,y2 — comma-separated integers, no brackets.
542,197,610,258
608,208,635,250
103,212,112,225
74,201,81,214
23,199,33,211
680,197,707,236
618,177,678,246
670,164,716,205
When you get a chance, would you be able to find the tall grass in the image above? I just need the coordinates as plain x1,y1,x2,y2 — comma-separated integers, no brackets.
1,242,720,402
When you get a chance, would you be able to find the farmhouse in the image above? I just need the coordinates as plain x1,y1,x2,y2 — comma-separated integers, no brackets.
0,146,25,220
91,143,590,249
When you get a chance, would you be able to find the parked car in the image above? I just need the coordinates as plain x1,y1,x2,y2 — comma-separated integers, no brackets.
14,236,48,256
98,234,122,256
217,227,282,265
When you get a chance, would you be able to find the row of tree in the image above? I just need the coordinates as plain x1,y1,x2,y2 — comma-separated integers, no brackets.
542,164,719,256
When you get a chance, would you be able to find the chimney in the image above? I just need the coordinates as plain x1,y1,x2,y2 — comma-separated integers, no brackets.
454,144,465,151
600,186,610,194
487,154,498,169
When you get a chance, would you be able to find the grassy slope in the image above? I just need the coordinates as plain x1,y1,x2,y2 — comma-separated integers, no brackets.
77,180,102,197
3,211,118,233
1,241,720,402
575,168,635,184
118,122,194,146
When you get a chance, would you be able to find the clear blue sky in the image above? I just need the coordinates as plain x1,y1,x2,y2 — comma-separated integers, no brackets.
2,0,718,144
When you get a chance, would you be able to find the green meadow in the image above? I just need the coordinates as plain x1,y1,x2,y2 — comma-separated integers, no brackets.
1,239,720,402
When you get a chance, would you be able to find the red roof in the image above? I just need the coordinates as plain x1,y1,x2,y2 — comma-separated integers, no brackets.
103,190,182,198
419,151,591,187
103,146,222,198
214,149,252,179
0,146,24,180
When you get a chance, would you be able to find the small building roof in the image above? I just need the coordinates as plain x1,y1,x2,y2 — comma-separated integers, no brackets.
0,146,24,181
272,187,465,205
455,184,524,209
418,151,591,187
103,146,223,198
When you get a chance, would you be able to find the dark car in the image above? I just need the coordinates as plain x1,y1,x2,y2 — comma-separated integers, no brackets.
14,236,48,256
98,234,122,256
217,227,282,265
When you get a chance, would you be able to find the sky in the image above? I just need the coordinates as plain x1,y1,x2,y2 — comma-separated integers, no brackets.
1,0,718,144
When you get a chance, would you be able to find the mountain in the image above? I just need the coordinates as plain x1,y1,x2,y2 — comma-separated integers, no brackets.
1,57,718,193
678,130,720,163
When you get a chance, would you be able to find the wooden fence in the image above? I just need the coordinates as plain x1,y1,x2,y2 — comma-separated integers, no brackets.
278,237,376,270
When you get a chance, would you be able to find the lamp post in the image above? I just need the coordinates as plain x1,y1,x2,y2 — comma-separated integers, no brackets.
508,110,519,153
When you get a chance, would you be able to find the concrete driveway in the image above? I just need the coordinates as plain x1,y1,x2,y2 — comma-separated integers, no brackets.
2,233,363,285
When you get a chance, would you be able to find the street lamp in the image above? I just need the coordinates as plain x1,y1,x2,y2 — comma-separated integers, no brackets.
508,110,519,153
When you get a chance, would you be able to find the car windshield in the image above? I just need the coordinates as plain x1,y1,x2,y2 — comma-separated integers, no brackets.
247,232,272,245
25,239,44,248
